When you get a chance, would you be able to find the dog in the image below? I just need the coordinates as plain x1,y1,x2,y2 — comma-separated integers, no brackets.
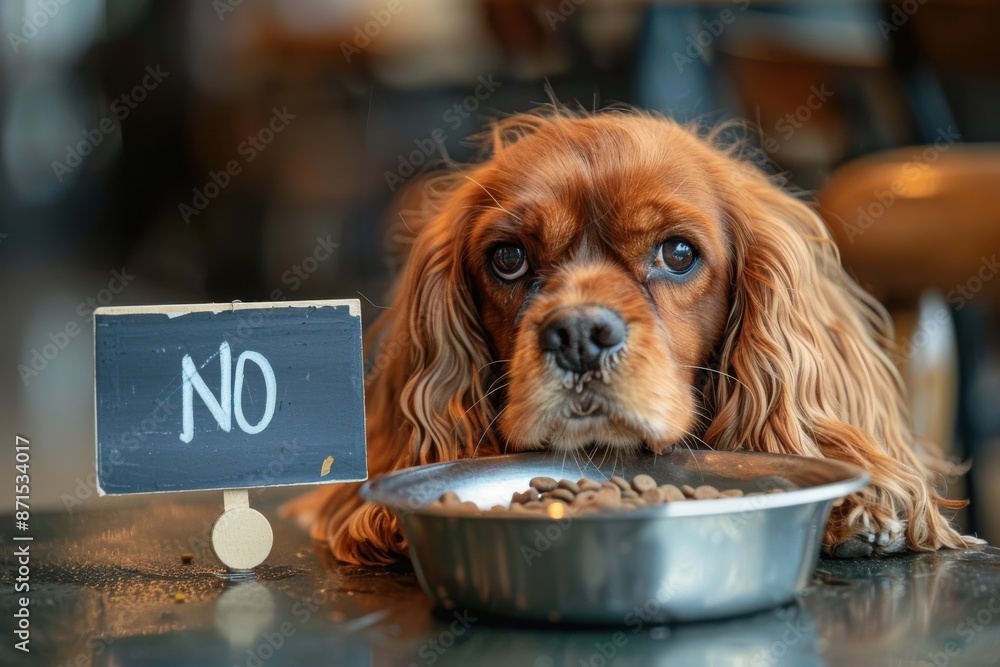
283,107,978,565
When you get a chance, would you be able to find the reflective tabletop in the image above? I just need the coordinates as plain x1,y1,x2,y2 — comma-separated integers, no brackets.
2,494,999,666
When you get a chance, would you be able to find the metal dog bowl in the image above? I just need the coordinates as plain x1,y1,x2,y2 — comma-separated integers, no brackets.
361,449,868,624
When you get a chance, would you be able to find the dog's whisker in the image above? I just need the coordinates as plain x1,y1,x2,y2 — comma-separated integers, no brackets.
449,366,511,437
461,205,520,220
452,379,509,436
474,380,509,409
356,291,394,311
472,405,507,458
672,437,705,477
587,207,613,228
681,429,713,475
581,442,601,472
679,425,713,450
476,358,511,375
690,408,712,425
665,175,690,201
677,364,749,391
397,211,417,236
462,176,523,222
482,369,512,395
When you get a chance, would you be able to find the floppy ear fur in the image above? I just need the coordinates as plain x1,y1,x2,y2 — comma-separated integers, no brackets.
703,161,972,553
285,173,502,565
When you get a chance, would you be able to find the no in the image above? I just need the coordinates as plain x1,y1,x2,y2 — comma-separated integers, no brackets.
180,342,276,443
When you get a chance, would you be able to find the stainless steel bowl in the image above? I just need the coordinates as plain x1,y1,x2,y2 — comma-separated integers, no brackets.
361,449,868,624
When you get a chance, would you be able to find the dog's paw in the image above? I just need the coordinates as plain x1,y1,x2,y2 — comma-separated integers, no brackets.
829,536,874,558
331,502,407,566
826,505,907,558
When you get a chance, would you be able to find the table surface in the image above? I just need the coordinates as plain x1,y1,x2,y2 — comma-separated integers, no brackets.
2,494,1000,667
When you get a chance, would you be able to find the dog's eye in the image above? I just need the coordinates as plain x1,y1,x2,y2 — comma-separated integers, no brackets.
490,244,528,280
656,238,698,274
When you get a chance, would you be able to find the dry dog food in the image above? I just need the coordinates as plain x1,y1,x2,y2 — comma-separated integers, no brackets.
429,474,790,515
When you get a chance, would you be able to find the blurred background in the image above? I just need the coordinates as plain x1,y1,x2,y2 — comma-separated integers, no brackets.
2,0,999,544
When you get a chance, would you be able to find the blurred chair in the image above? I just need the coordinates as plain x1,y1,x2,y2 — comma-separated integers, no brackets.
818,144,1000,541
821,145,1000,301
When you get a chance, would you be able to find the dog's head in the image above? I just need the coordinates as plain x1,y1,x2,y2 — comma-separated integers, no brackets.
368,108,908,471
468,113,735,454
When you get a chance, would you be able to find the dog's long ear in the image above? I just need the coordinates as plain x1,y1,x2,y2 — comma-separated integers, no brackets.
703,166,967,551
288,173,502,566
366,174,501,469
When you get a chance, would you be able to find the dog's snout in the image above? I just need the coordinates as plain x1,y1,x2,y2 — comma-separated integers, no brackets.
540,306,627,374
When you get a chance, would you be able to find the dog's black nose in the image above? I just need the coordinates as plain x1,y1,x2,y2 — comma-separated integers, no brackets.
540,306,627,374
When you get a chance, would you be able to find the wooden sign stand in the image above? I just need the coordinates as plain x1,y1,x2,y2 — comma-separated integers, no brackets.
211,489,273,571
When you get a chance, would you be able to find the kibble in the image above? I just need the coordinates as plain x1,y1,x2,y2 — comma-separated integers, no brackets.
530,476,558,493
426,474,791,516
600,482,622,498
591,489,615,508
557,479,581,494
693,485,720,500
511,489,536,504
632,474,657,493
660,484,686,502
609,476,631,491
550,488,577,503
641,487,664,503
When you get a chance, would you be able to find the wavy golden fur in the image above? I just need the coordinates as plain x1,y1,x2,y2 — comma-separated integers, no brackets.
284,107,977,565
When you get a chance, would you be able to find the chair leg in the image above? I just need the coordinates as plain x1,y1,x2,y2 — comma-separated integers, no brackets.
952,305,1000,541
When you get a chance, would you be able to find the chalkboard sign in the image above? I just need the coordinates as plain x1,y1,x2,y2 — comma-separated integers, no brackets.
94,300,367,495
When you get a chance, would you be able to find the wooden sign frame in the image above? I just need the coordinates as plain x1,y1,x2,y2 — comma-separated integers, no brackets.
93,299,368,569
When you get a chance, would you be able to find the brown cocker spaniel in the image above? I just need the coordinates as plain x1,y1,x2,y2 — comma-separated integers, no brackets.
285,107,977,565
